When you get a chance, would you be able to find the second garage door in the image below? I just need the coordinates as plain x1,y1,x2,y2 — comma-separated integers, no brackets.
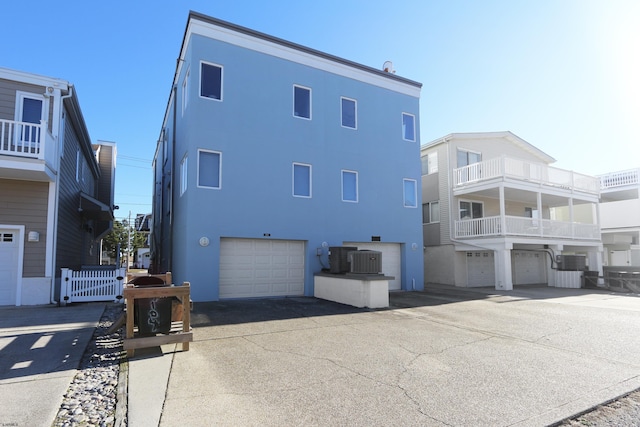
344,242,402,290
512,251,547,285
219,238,305,299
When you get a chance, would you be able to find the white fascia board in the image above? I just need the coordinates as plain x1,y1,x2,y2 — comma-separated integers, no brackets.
0,67,69,91
185,19,421,99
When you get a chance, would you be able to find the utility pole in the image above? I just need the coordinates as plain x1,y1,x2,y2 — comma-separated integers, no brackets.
127,210,132,271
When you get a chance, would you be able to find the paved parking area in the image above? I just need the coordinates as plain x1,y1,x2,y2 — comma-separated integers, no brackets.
128,285,640,426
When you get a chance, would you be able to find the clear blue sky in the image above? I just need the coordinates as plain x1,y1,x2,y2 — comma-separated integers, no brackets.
2,1,638,221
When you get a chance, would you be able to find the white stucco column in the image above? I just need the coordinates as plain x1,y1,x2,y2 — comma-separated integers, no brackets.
499,185,506,236
494,245,513,290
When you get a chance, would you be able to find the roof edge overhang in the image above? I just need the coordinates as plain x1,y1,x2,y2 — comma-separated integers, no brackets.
421,131,556,164
79,192,113,221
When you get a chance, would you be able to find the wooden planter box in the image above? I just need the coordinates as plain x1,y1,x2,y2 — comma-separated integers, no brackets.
123,281,192,357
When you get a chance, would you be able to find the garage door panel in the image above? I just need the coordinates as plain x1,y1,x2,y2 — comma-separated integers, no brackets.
467,251,495,287
513,251,546,285
0,230,19,306
220,238,305,299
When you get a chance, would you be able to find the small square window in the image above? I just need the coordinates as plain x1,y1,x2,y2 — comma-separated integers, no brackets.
422,201,440,223
293,85,311,119
402,113,416,142
293,163,311,197
341,97,357,129
342,170,358,202
403,179,417,208
200,62,223,101
198,149,221,189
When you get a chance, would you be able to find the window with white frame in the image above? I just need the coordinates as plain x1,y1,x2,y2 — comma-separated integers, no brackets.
197,149,221,189
293,163,312,197
457,149,481,167
182,66,190,115
341,170,358,202
459,200,483,220
180,155,188,195
200,61,223,101
341,97,356,129
403,179,417,208
293,85,311,119
421,152,438,175
402,113,416,142
422,201,440,224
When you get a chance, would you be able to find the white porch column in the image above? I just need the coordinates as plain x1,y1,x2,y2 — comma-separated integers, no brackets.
537,192,543,237
494,245,513,291
569,197,574,238
499,185,506,236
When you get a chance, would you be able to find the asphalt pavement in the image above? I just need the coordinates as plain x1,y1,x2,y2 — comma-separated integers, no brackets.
1,285,639,427
128,285,640,427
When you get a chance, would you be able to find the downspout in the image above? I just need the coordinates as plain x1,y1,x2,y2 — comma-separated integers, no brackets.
50,84,73,304
168,84,178,271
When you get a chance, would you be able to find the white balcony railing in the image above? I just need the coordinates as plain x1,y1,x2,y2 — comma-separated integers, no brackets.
454,215,600,240
454,157,600,194
0,118,49,160
599,169,639,190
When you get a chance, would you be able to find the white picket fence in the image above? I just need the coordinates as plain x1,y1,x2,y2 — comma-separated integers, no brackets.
60,267,126,305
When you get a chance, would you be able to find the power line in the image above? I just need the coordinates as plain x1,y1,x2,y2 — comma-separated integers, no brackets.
118,163,152,170
119,155,151,163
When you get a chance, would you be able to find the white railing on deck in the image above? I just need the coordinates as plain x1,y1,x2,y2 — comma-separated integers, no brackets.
454,215,600,240
599,169,639,190
60,267,126,305
0,119,47,159
454,156,599,194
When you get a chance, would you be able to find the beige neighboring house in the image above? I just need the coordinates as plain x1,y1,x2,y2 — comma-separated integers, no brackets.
0,67,115,306
421,131,602,290
598,168,640,267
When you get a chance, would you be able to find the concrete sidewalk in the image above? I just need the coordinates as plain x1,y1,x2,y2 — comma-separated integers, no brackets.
127,286,640,426
0,303,105,427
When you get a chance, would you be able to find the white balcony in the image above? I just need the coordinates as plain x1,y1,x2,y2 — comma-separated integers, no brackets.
454,157,600,195
0,118,57,181
454,215,600,240
599,169,639,190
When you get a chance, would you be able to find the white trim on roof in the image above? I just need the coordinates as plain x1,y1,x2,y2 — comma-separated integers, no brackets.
181,17,421,99
0,67,69,91
421,131,556,164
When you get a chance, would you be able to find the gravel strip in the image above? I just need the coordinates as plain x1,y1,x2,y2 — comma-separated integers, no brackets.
52,303,126,427
558,389,640,426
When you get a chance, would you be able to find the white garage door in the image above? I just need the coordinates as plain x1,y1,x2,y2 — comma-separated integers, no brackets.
466,251,495,287
344,242,401,290
512,251,546,285
0,230,19,305
219,238,305,299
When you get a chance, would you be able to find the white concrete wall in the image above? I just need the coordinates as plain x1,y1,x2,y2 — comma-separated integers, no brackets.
601,199,640,229
314,275,389,308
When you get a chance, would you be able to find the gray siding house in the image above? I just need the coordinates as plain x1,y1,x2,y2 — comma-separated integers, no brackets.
0,67,115,306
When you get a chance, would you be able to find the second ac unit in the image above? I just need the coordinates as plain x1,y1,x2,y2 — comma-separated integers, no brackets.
349,250,382,274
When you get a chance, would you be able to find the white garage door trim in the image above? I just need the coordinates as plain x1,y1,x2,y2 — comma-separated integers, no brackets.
344,242,402,290
0,225,24,306
466,251,495,287
219,238,305,299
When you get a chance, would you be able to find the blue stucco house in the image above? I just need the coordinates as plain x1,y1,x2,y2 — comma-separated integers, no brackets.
151,11,424,301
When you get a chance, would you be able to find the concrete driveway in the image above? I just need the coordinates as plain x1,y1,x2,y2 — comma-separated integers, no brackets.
129,285,640,427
